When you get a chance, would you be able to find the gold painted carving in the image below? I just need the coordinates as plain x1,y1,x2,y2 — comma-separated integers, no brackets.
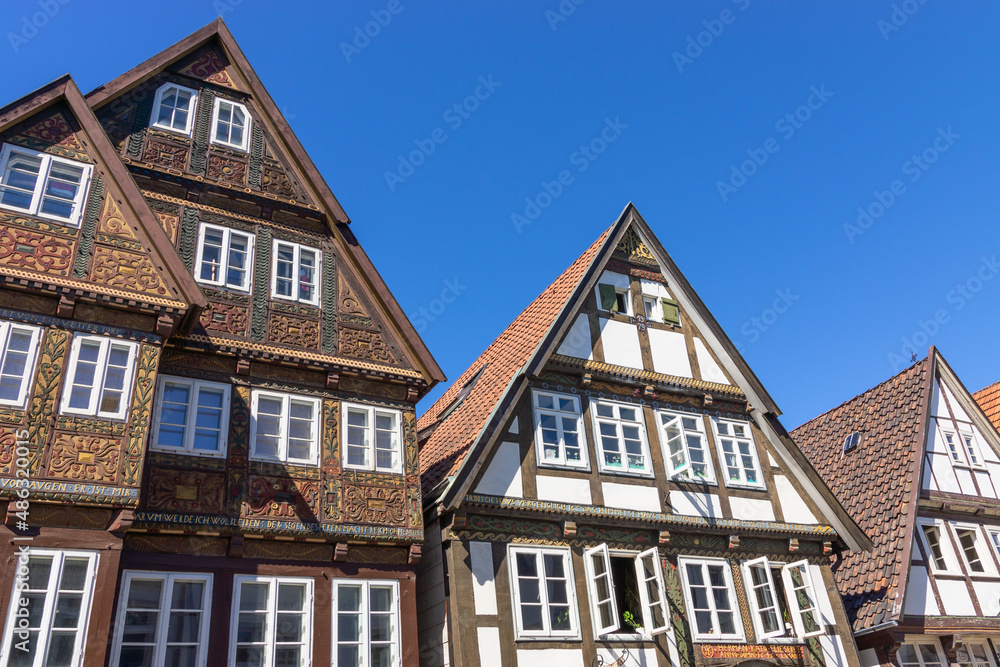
89,246,170,296
0,226,75,276
46,433,121,482
96,195,136,240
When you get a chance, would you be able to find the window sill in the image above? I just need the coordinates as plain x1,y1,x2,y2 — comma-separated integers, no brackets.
150,446,227,460
249,456,319,468
59,409,128,422
536,461,591,474
343,464,404,475
692,636,748,644
196,279,251,294
149,123,193,139
596,633,659,643
723,482,768,491
514,635,582,643
0,203,82,229
597,468,656,480
269,294,320,308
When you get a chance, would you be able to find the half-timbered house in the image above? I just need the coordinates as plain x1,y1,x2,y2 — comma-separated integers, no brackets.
416,204,869,667
793,348,1000,667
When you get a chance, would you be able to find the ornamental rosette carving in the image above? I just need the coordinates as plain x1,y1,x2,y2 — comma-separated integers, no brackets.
142,140,189,170
268,314,319,349
207,155,247,187
338,327,396,364
342,485,406,525
147,469,226,514
89,246,169,296
46,433,121,483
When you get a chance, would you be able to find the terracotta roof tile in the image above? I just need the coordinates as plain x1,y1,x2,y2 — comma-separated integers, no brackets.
973,381,1000,433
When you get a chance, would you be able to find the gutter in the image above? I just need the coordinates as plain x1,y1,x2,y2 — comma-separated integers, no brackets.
853,620,898,637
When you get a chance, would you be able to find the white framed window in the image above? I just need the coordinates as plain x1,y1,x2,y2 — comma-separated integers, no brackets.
918,522,956,573
953,524,993,575
941,425,986,469
249,390,321,466
583,544,669,638
957,641,997,667
592,400,652,475
229,576,312,667
988,528,1000,560
271,241,320,306
780,561,824,638
195,223,254,291
151,376,230,457
508,545,579,639
0,549,98,667
743,557,784,640
59,335,139,420
0,321,41,407
0,143,93,227
150,83,198,136
897,641,946,667
211,98,251,151
595,272,632,315
111,571,212,667
658,410,713,482
712,418,764,488
332,579,401,667
638,279,680,326
343,403,403,474
532,390,587,469
678,557,743,642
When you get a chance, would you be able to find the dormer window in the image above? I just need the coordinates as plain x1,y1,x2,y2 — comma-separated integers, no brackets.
150,83,198,136
0,144,92,226
843,431,860,453
211,98,250,151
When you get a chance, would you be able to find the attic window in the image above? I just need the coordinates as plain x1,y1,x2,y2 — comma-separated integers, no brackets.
438,364,487,421
0,144,93,227
842,431,860,453
150,83,198,136
211,98,250,151
595,272,632,315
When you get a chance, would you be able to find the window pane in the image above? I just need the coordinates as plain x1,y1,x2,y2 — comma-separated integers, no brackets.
166,612,201,642
127,579,163,609
239,583,269,611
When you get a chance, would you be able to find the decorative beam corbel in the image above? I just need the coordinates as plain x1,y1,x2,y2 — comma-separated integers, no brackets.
228,535,245,558
728,535,740,550
563,521,577,539
408,544,422,565
789,538,800,553
107,509,134,533
333,542,349,562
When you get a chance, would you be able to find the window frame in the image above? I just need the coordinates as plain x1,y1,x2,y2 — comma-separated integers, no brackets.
341,402,404,474
150,375,231,458
228,575,313,667
330,579,402,667
941,425,987,470
711,417,765,489
0,143,94,227
742,557,785,640
951,523,994,575
897,639,947,667
110,571,213,667
194,222,255,292
149,83,199,136
507,545,580,640
270,240,321,306
678,556,745,643
210,98,251,152
779,560,825,639
0,320,41,407
591,399,654,476
59,334,139,420
583,545,670,639
531,390,589,470
956,640,998,667
917,521,957,574
657,409,715,483
249,390,321,466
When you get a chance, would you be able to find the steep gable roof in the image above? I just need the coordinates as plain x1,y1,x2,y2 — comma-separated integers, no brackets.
973,381,1000,433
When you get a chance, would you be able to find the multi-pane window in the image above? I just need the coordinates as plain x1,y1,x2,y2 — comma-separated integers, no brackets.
60,335,139,419
151,376,230,457
532,391,587,468
508,546,577,639
659,411,712,482
195,224,254,291
897,642,945,667
592,400,651,475
332,580,400,667
955,526,989,574
712,418,764,488
229,576,312,667
0,549,98,667
249,391,321,465
0,144,93,226
583,544,669,637
942,427,985,468
343,404,403,474
211,99,251,151
150,84,198,135
679,558,742,641
989,529,1000,559
957,642,994,667
920,524,951,572
111,572,212,667
0,321,41,407
597,284,630,314
271,241,320,306
782,561,823,638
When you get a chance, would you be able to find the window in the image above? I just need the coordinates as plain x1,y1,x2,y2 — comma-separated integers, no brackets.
712,418,764,488
781,561,824,638
658,411,713,482
343,403,403,474
919,524,951,572
598,284,630,314
942,427,985,468
60,335,139,419
954,526,990,574
271,241,320,306
508,546,578,639
111,572,212,667
897,642,946,667
250,391,321,465
229,576,312,667
0,144,93,226
843,431,860,453
151,376,230,457
332,580,401,667
638,285,680,326
0,321,41,407
195,223,254,291
0,549,98,667
957,642,995,667
583,544,669,638
532,391,587,468
989,529,1000,559
211,98,251,151
679,558,743,641
150,84,198,136
592,400,651,475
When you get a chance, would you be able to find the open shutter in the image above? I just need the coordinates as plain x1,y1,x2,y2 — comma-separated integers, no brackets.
661,416,690,476
743,557,784,639
584,544,618,636
661,298,680,325
781,560,824,638
598,284,617,311
634,548,670,636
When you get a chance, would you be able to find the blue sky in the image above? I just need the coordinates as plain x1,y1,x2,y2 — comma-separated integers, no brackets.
5,1,998,428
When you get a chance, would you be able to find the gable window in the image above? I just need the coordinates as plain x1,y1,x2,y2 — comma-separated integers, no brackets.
0,549,98,667
0,144,93,226
532,391,587,468
111,572,212,667
920,524,949,571
229,576,312,667
332,579,401,667
195,223,254,291
150,83,198,136
954,525,991,574
583,544,669,638
60,335,139,420
249,390,320,465
211,98,250,152
343,403,403,474
595,272,632,315
0,321,41,407
942,427,985,469
151,376,230,457
712,418,764,488
508,546,578,639
592,400,651,475
679,557,743,641
271,241,320,306
897,642,946,667
658,410,713,482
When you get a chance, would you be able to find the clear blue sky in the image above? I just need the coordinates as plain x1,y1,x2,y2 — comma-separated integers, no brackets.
5,1,998,428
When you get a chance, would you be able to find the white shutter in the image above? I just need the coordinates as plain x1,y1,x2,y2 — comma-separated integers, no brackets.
781,560,824,638
662,415,690,476
743,557,783,639
584,544,618,636
634,548,670,636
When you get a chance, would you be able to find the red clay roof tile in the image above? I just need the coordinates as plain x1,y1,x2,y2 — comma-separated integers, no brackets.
973,381,1000,433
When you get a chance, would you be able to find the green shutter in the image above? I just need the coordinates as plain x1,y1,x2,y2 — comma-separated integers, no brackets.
599,284,618,311
662,298,680,325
